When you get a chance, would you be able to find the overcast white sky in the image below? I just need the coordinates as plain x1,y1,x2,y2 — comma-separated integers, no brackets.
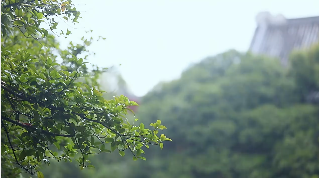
56,0,318,97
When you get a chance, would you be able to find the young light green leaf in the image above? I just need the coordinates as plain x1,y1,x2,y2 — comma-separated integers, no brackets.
140,157,146,161
66,29,71,35
136,149,142,156
15,9,23,17
140,123,144,130
119,150,125,156
37,171,44,178
37,12,43,19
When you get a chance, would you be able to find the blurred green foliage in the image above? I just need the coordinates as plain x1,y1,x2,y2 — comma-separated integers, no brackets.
37,44,319,178
132,47,319,178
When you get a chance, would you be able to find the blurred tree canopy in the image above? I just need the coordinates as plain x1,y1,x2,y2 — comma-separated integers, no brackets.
1,0,170,177
129,46,319,178
35,45,319,178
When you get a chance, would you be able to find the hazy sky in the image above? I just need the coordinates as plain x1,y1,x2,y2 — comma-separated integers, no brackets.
56,0,318,97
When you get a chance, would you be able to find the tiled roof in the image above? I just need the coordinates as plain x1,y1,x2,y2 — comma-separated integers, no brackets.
249,12,319,66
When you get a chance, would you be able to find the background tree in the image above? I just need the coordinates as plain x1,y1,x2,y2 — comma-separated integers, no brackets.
126,47,319,178
289,44,319,104
1,0,170,177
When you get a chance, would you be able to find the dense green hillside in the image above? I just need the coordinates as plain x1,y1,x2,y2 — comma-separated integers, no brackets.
131,46,319,178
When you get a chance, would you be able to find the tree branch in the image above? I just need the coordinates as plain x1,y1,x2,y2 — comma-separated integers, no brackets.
1,120,34,175
77,114,123,137
2,80,140,157
79,114,137,156
1,116,75,138
1,81,38,104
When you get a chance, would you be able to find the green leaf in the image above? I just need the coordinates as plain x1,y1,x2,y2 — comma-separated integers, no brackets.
140,156,146,161
158,125,167,130
140,123,144,130
160,143,164,150
126,107,135,114
90,136,94,144
26,26,35,34
104,138,113,143
47,58,53,65
50,70,61,78
51,22,58,29
136,149,142,156
37,13,43,19
53,142,60,150
100,143,105,151
37,171,44,178
1,104,6,111
19,74,28,83
66,29,71,35
13,20,24,26
15,8,23,17
1,145,7,154
26,12,32,18
19,149,32,161
119,150,125,156
104,149,111,153
15,8,19,15
160,134,166,141
43,29,48,37
111,141,117,151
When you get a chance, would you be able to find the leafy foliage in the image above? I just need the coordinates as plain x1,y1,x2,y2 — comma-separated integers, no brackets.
1,0,80,38
289,44,319,103
127,47,319,178
1,0,170,177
